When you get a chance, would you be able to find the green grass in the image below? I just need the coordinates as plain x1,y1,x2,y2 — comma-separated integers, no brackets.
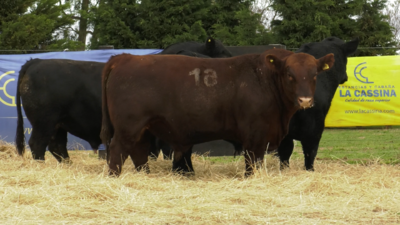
204,156,241,164
307,128,400,164
204,128,400,165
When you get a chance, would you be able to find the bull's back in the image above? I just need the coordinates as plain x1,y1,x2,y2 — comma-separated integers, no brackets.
20,59,103,104
105,54,252,133
108,55,236,106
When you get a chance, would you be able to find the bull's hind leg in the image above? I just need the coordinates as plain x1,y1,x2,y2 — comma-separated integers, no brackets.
28,127,53,161
108,133,130,176
172,146,194,175
48,128,71,163
129,130,152,173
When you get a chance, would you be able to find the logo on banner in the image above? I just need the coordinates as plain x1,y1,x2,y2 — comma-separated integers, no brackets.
354,62,373,84
0,71,16,107
339,59,397,100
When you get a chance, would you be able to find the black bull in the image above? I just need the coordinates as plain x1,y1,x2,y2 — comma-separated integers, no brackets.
15,59,104,161
278,37,359,171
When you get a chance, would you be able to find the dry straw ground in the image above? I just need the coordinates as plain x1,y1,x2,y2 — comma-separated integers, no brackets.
1,141,399,224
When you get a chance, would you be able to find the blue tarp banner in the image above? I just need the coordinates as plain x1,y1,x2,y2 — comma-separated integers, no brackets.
0,49,162,150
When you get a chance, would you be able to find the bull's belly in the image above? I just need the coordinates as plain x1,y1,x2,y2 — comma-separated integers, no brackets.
146,118,237,146
59,119,101,144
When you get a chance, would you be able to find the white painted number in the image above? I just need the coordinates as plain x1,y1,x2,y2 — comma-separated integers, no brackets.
204,69,218,87
188,68,200,86
188,68,218,87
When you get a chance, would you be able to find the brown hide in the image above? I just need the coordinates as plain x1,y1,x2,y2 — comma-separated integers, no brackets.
101,49,334,176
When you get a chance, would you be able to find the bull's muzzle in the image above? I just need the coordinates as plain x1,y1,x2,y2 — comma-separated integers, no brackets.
298,97,313,109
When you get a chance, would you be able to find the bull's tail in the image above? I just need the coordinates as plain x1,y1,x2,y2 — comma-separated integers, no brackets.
15,59,36,155
100,58,115,162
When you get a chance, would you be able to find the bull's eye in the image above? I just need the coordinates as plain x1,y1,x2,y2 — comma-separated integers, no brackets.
287,73,293,81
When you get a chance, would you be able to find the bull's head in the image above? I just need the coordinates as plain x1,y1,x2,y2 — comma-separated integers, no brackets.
266,53,335,109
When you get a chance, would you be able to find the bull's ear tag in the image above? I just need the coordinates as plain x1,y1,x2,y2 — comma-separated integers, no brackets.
270,59,274,63
208,39,211,42
323,63,329,70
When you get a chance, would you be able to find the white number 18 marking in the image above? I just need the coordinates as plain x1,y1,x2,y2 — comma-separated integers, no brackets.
189,68,218,87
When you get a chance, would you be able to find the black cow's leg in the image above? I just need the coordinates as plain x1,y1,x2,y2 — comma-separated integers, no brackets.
129,131,151,173
28,127,54,161
277,136,294,170
301,138,321,171
48,128,70,163
172,146,194,174
108,133,129,176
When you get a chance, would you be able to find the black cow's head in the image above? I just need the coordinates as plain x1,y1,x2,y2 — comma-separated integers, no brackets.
204,37,233,58
266,52,335,109
338,38,359,84
298,37,359,85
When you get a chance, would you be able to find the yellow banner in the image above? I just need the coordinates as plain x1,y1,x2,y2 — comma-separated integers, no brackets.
325,55,400,127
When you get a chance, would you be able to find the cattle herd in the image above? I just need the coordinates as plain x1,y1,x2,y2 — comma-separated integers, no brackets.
14,37,359,177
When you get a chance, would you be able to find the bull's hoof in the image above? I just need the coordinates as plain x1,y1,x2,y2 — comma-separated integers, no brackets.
62,158,73,165
34,159,46,163
108,164,122,177
172,160,194,175
183,172,195,177
174,169,195,177
305,167,315,172
244,171,254,177
279,162,290,170
173,165,194,175
108,170,121,177
33,155,46,161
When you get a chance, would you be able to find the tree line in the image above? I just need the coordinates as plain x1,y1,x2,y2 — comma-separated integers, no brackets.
0,0,399,56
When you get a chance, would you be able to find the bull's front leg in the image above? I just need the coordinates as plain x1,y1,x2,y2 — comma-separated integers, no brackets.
172,145,194,175
277,135,294,170
301,137,321,171
242,127,270,177
243,149,265,177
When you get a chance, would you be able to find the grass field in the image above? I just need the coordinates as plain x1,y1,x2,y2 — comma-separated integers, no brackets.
1,128,399,224
209,127,400,165
295,127,400,164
